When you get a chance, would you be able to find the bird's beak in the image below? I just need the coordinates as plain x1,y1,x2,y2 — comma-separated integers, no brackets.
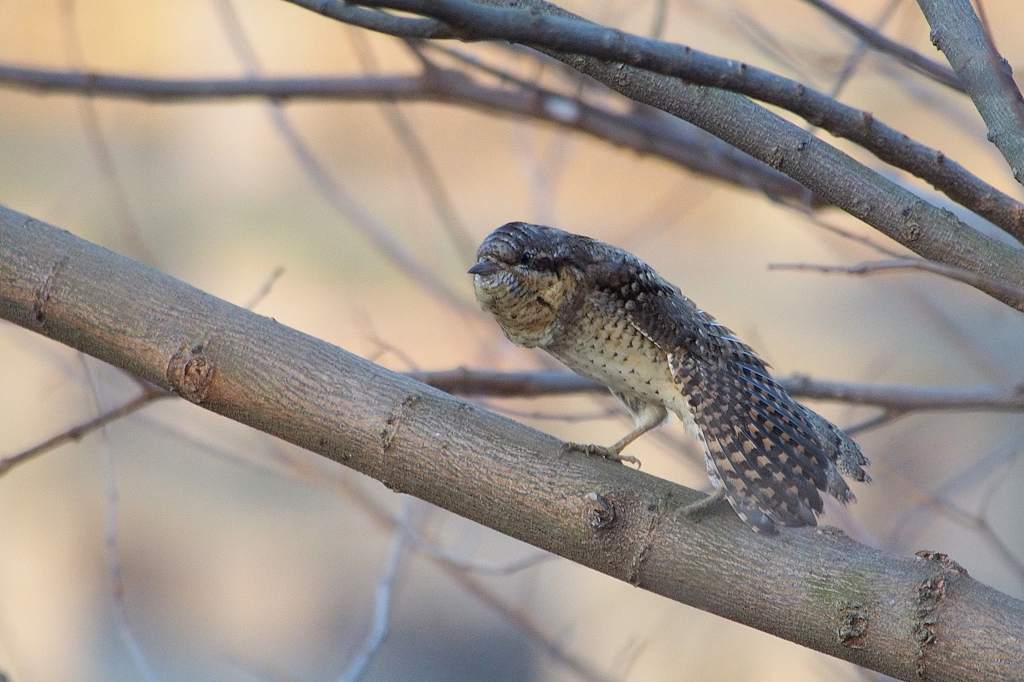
468,260,502,276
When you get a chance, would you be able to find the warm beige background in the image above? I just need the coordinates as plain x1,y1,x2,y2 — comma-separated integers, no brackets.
2,1,1023,680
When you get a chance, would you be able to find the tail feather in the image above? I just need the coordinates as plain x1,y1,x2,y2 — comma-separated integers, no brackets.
671,352,867,533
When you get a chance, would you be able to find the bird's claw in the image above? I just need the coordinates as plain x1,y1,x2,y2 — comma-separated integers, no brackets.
562,441,641,468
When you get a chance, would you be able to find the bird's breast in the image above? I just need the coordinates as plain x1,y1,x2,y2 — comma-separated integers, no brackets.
548,298,674,401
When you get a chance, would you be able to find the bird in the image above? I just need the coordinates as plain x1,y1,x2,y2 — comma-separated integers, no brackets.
468,221,869,534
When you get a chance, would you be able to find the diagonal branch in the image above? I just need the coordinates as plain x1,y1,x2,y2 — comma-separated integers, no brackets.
916,0,1024,183
802,0,963,92
0,386,169,475
286,0,1024,313
321,0,1024,245
209,0,474,317
0,64,814,205
3,205,1023,681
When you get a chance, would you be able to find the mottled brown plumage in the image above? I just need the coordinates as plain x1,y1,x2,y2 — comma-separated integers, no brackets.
470,221,869,533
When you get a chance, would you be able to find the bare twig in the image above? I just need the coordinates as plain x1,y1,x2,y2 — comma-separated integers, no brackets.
916,0,1024,183
881,434,1024,582
338,480,610,681
286,0,453,38
58,0,155,264
768,257,1024,309
407,367,1024,412
790,208,906,257
0,387,169,475
824,0,901,99
79,359,160,682
337,497,414,682
409,532,555,575
886,430,1022,537
213,0,475,315
842,409,907,436
242,266,285,310
347,31,476,262
0,63,814,204
972,0,995,43
802,0,962,92
730,11,817,85
648,0,668,40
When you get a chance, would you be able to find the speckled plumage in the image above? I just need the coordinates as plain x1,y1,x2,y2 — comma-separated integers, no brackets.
470,222,869,533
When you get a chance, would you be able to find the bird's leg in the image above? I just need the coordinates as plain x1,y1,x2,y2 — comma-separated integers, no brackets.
679,487,728,520
563,400,667,468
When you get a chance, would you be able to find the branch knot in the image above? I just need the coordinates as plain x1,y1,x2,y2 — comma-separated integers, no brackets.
166,342,216,404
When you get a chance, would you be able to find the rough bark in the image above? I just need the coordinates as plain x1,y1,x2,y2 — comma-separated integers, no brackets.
917,0,1024,184
2,206,1023,680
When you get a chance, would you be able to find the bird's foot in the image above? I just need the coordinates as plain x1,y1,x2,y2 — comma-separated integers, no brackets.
562,441,641,468
680,488,728,521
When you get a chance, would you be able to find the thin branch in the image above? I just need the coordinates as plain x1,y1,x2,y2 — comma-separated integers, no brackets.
648,0,667,40
58,0,155,264
0,387,168,475
79,358,161,682
802,0,962,92
793,209,906,257
972,0,995,45
768,256,1024,308
212,0,475,316
337,497,414,682
409,532,555,575
337,480,610,682
730,11,818,86
880,434,1024,582
347,31,476,262
0,64,816,205
241,265,285,310
334,0,1024,246
4,207,1024,681
286,0,453,38
917,0,1024,184
843,409,907,436
824,0,901,100
406,367,1024,412
887,429,1022,536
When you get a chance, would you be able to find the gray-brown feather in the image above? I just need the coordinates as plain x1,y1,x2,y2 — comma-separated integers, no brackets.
472,222,869,533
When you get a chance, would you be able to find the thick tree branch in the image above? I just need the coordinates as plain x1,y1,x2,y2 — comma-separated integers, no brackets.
916,0,1024,183
407,368,1024,412
0,64,812,203
287,0,1024,313
329,0,1024,245
3,206,1023,681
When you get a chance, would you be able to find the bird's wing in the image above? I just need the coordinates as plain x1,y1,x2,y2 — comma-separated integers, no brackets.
587,252,865,533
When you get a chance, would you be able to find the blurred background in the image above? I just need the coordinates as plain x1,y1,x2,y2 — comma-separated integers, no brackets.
1,0,1023,679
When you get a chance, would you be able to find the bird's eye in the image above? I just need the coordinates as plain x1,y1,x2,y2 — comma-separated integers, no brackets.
520,251,534,265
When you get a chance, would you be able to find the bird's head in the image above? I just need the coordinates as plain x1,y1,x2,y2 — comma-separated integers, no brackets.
468,221,585,347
